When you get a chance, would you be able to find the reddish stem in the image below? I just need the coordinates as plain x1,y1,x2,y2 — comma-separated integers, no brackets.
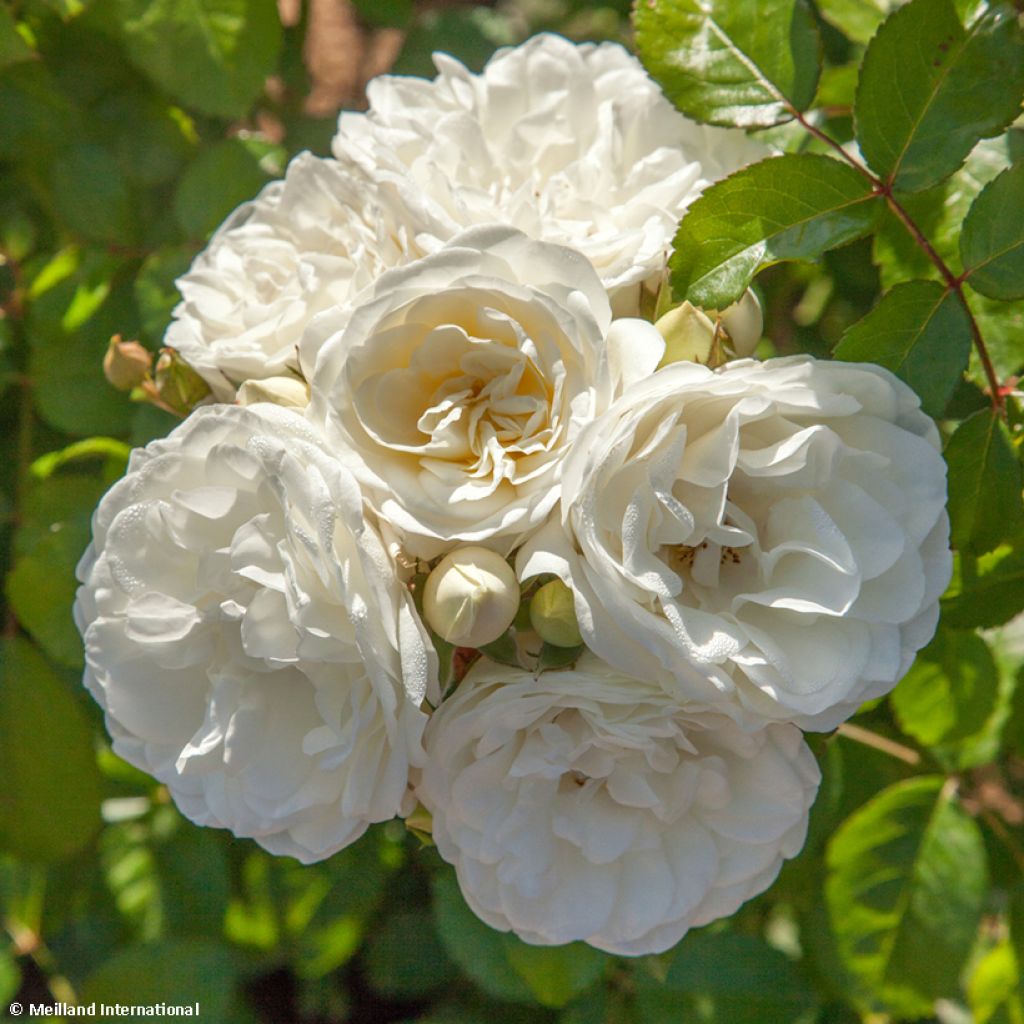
785,107,1004,412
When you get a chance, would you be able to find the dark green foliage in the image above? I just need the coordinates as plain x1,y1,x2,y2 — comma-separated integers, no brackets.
854,0,1024,193
670,154,881,307
0,0,1021,1019
634,0,821,127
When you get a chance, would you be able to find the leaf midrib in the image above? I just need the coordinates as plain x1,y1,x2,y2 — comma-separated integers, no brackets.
878,781,952,991
885,11,990,187
686,190,878,297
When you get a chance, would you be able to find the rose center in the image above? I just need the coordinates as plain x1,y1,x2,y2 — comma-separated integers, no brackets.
416,339,554,473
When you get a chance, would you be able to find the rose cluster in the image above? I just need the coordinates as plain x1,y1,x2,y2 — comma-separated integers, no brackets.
75,35,950,956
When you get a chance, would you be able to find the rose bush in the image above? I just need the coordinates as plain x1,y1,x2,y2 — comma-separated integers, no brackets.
74,404,436,863
307,225,665,558
332,33,768,313
520,355,951,730
418,656,820,955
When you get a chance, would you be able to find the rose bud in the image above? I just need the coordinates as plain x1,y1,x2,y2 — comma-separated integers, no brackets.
717,290,763,357
153,348,212,416
103,335,152,391
529,579,583,648
423,546,519,648
654,301,716,368
237,375,310,409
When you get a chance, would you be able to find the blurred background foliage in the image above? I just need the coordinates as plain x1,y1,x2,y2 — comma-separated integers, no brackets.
0,0,1022,1021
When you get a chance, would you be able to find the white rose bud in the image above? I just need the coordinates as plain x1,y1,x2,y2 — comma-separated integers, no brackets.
423,547,519,648
529,579,582,648
717,290,763,357
237,375,310,409
103,335,152,392
655,302,716,368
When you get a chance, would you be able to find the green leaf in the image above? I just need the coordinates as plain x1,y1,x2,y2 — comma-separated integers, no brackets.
872,134,1016,288
826,776,988,1016
971,292,1024,380
503,939,606,1009
941,545,1024,629
890,629,999,747
92,93,197,188
152,822,230,939
968,943,1024,1024
664,932,818,1023
109,0,282,120
6,524,89,668
0,62,76,161
1010,885,1024,955
0,6,32,68
0,946,19,1006
134,246,195,345
50,144,135,245
961,162,1024,301
855,0,1024,193
284,831,392,978
391,8,509,77
816,0,899,46
174,140,270,240
833,279,970,417
351,0,413,28
15,475,107,557
867,134,1024,378
431,870,534,1004
536,643,585,672
0,638,103,861
365,909,457,998
478,629,521,669
633,0,821,127
945,409,1024,556
29,335,135,437
81,940,237,1015
671,154,881,308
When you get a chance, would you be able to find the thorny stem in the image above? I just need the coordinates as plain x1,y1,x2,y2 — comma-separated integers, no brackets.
786,106,1005,413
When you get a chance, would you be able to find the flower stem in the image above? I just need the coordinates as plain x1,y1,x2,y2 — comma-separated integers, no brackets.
836,723,921,765
785,107,1004,412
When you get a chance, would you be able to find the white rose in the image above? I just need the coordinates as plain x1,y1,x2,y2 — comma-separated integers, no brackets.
520,355,952,730
165,152,436,399
332,33,768,312
307,225,665,559
417,656,819,955
74,404,437,863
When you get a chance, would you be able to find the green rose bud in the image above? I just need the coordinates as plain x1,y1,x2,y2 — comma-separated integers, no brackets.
153,348,212,416
529,579,583,648
654,301,716,368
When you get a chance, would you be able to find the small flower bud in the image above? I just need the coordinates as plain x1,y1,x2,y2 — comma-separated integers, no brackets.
718,290,762,357
423,546,519,648
103,335,152,392
405,802,433,840
153,348,211,416
237,376,310,409
655,302,716,368
529,579,582,648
